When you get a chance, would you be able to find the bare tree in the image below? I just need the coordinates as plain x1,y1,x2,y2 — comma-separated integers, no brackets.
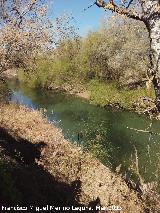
95,0,160,110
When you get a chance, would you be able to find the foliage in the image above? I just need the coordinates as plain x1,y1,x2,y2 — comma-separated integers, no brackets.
18,16,149,87
18,58,75,89
0,0,49,71
0,1,77,73
89,80,155,109
99,16,149,84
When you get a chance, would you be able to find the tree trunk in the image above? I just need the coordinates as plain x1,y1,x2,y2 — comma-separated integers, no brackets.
142,0,160,110
147,15,160,110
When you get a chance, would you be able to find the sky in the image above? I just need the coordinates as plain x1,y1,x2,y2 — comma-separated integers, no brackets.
49,0,110,36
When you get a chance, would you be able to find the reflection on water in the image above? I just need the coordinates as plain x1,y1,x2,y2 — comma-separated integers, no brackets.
8,80,160,191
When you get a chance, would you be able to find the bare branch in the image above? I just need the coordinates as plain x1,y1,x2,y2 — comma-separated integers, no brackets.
127,126,160,136
95,0,144,21
126,0,134,9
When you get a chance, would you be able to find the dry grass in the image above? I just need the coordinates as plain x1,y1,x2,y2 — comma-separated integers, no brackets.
0,103,155,212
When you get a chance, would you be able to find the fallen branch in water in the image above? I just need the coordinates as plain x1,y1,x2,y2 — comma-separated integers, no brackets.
126,127,160,136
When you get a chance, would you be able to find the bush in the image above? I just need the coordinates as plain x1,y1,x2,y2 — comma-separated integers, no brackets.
18,16,150,95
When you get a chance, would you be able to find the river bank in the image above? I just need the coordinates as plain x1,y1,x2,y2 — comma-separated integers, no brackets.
0,103,159,212
57,80,157,116
13,66,156,116
2,67,157,116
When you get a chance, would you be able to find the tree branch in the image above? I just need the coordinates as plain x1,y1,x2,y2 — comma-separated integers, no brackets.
126,0,134,9
127,126,160,136
11,0,38,28
95,0,144,21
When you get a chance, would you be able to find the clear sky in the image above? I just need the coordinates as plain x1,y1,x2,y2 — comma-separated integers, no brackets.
49,0,110,36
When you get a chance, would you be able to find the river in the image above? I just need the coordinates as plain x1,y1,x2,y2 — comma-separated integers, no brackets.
7,80,160,192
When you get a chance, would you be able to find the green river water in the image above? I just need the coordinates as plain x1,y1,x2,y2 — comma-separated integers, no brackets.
7,80,160,192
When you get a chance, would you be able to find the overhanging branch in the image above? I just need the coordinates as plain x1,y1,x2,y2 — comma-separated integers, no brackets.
95,0,144,21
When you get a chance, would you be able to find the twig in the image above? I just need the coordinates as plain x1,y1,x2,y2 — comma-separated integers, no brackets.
133,145,143,185
127,127,160,136
82,2,96,12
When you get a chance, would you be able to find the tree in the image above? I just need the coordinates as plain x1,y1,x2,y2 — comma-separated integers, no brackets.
0,0,77,73
95,0,160,110
77,19,149,83
0,0,52,72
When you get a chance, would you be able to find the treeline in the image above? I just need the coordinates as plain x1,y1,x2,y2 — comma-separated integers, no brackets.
18,16,150,90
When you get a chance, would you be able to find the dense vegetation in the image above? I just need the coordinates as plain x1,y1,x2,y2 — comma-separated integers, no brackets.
17,16,155,111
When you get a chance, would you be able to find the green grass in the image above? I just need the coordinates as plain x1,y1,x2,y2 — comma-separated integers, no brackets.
89,80,155,110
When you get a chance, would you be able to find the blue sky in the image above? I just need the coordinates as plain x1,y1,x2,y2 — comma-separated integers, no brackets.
49,0,110,36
